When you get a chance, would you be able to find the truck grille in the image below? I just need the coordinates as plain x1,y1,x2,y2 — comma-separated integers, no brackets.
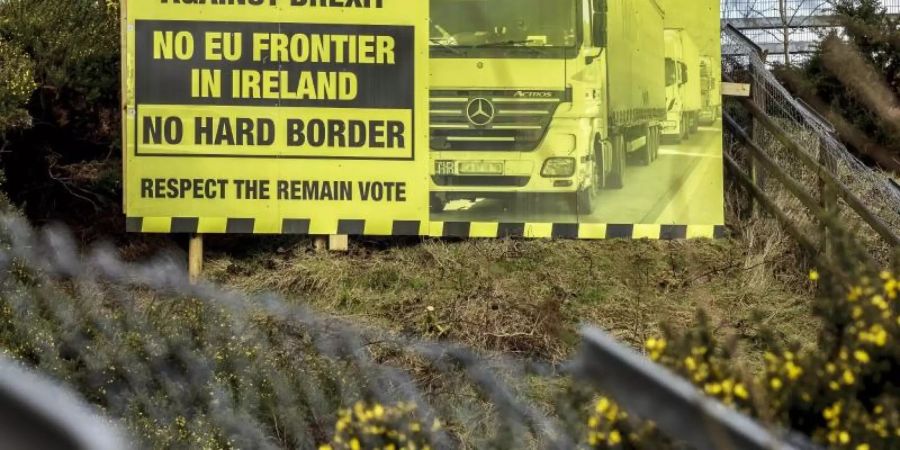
430,89,570,151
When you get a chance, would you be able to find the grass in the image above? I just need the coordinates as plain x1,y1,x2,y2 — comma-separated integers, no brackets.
0,203,833,448
203,235,820,368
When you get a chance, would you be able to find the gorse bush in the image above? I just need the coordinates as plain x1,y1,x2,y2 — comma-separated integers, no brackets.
0,0,122,229
319,401,440,450
0,0,120,104
0,38,34,133
0,213,895,449
573,268,899,450
309,264,900,449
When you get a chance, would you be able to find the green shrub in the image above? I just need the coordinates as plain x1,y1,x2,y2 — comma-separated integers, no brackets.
577,269,899,449
0,38,35,132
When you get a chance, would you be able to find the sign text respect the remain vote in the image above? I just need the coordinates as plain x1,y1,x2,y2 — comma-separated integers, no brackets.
123,1,428,235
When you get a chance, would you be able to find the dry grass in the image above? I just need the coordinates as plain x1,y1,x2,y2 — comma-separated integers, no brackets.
204,235,820,369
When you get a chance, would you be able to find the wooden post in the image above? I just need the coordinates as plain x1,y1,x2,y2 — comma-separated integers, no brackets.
721,82,751,98
329,234,349,252
749,78,766,218
818,138,837,257
189,234,203,283
723,81,755,219
314,235,349,252
314,236,327,252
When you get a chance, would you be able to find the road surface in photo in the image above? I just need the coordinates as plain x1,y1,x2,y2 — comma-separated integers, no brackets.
431,123,724,225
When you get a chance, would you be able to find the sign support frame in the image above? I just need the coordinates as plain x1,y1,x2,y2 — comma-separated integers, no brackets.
189,234,203,283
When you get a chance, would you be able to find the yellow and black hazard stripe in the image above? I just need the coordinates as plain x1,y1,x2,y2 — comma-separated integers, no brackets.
127,217,725,240
428,222,726,239
126,217,426,236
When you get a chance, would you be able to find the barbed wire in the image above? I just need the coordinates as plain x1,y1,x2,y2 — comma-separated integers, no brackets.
0,215,582,449
0,208,822,449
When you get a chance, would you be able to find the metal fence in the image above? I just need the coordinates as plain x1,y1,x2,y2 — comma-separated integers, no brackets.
0,212,820,449
722,0,900,63
722,0,900,20
0,356,127,450
0,9,895,449
721,24,900,264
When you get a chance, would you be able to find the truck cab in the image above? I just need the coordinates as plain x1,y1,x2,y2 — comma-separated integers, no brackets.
428,0,665,214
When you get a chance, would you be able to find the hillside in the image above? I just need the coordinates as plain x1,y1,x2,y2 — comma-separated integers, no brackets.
201,234,819,366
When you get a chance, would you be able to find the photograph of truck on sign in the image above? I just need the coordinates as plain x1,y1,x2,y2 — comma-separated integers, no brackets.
428,0,724,239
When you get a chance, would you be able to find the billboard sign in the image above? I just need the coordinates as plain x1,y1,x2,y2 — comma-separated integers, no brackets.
123,0,724,240
123,0,429,235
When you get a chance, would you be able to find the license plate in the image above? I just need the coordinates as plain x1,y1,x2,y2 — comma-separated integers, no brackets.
458,161,504,175
435,161,456,175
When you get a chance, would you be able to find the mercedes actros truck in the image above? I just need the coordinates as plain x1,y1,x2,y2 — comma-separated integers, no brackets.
662,28,701,142
428,0,666,213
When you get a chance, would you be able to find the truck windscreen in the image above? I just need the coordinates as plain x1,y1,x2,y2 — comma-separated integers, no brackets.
430,0,577,52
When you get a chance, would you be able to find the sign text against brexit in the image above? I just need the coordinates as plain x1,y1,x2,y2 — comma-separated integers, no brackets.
134,20,414,159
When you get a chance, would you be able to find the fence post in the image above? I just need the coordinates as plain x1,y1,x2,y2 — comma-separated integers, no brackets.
749,78,766,218
189,234,203,284
818,138,837,257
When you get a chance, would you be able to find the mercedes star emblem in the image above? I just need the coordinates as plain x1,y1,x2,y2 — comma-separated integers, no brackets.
465,98,496,126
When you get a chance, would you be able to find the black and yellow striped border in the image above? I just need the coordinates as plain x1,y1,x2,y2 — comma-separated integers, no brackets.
126,217,726,240
429,222,726,239
126,217,424,236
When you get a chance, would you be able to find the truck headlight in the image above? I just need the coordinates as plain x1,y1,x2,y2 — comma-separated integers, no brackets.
541,157,576,178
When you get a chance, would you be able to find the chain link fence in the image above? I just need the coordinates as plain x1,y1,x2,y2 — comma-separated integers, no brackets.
0,209,823,449
722,25,900,262
722,0,900,21
722,0,900,64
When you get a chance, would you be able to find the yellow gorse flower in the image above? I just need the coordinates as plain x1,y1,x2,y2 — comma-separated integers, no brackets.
645,337,667,360
785,361,803,380
321,401,435,450
842,369,855,385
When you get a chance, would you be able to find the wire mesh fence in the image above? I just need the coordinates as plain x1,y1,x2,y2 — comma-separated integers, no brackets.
0,211,825,450
721,0,900,63
0,7,894,449
723,0,834,21
722,0,900,20
0,355,128,450
0,216,570,449
721,25,900,263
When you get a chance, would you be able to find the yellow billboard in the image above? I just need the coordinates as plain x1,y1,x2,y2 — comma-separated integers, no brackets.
123,0,430,235
124,0,724,240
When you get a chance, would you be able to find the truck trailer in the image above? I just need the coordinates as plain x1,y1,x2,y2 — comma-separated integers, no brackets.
428,0,667,214
699,55,720,126
662,29,701,142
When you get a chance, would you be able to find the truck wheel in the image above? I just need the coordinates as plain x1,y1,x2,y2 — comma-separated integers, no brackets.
680,116,689,140
664,130,682,145
605,134,626,190
650,126,660,161
430,193,447,214
635,127,653,166
577,136,604,214
577,183,598,214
